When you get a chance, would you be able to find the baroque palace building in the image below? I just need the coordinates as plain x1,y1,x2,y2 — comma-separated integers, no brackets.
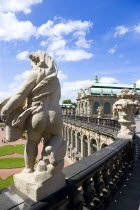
76,76,140,118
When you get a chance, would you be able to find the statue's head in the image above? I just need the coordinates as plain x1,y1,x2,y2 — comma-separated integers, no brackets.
29,50,58,76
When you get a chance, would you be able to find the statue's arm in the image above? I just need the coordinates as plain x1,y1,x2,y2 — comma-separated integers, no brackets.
1,71,37,119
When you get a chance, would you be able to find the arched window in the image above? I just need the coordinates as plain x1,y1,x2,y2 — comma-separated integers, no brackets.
85,102,88,117
94,102,99,114
69,129,71,145
66,127,68,142
79,104,80,115
90,139,97,153
81,103,84,114
72,131,76,148
83,135,88,157
101,143,108,149
104,102,110,114
77,133,81,153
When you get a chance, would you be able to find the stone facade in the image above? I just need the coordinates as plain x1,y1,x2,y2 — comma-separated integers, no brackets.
76,77,140,119
63,121,115,162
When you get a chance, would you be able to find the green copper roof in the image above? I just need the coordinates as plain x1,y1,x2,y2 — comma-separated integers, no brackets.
90,83,140,89
83,82,140,96
61,104,75,108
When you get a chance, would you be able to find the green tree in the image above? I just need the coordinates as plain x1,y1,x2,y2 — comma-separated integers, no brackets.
62,99,72,104
62,99,77,107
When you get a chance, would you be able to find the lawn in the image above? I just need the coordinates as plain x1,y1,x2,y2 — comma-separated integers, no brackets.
0,144,25,156
0,123,5,127
0,158,25,168
0,175,14,190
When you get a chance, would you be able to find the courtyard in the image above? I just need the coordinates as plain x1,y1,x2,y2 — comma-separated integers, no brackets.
0,128,71,189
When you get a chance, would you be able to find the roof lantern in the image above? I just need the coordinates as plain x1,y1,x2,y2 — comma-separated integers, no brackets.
94,76,99,83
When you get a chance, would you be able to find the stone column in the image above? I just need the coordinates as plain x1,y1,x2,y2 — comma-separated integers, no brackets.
81,134,84,158
87,100,92,117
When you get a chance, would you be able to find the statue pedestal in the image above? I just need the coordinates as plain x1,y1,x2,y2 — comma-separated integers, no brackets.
117,121,132,139
14,172,65,201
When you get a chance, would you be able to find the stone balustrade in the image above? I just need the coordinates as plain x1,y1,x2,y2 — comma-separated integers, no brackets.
62,115,120,131
0,120,135,210
6,138,133,210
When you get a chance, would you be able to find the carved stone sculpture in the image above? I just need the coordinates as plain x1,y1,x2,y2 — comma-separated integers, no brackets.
113,89,139,139
0,50,66,201
97,106,103,118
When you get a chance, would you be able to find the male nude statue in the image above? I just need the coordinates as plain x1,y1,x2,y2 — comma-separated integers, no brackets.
1,50,63,173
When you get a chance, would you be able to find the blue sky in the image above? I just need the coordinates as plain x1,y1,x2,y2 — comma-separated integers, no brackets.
0,0,140,102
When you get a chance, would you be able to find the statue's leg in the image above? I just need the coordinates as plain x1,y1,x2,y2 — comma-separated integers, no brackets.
23,131,42,173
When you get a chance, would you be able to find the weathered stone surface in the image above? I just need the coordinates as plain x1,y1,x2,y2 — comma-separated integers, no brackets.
0,50,66,201
113,89,140,139
14,172,65,201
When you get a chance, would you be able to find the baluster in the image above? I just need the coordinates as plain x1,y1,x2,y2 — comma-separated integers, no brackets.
93,171,105,207
108,160,116,191
68,190,84,210
101,165,111,199
82,178,95,207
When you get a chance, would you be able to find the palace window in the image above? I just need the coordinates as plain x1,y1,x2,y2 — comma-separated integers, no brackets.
90,139,97,153
85,102,88,117
72,131,76,148
83,136,88,157
94,102,99,114
69,129,71,144
104,102,110,114
77,133,81,153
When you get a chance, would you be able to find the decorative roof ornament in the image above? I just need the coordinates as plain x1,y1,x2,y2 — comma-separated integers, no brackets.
113,88,140,139
87,87,91,95
117,88,137,99
94,75,99,83
100,88,103,96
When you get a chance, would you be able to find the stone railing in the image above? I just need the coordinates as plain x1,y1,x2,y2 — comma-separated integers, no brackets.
7,138,133,209
62,115,121,131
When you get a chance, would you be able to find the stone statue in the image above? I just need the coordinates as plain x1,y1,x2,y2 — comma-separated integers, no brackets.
113,89,139,139
97,106,103,118
0,50,66,201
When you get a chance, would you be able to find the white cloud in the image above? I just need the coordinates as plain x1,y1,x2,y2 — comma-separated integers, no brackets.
136,79,140,85
58,71,68,81
14,70,31,81
0,0,42,14
0,12,36,41
47,38,66,51
0,70,31,102
40,40,48,46
37,19,92,37
114,25,129,37
108,45,118,55
61,79,93,101
10,70,31,92
38,18,93,61
99,77,118,84
134,23,140,34
54,49,93,61
16,51,29,60
0,14,93,62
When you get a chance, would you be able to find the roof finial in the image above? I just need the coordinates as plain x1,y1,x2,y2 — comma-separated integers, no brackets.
94,76,98,83
133,83,136,90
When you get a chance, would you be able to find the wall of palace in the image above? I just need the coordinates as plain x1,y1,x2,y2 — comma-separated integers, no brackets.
63,120,116,162
76,95,116,118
